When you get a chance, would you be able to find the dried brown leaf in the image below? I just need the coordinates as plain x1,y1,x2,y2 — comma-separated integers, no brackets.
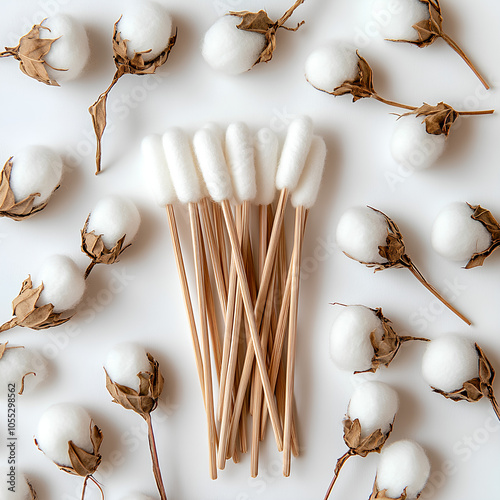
0,159,52,220
343,418,391,457
230,10,275,33
400,102,459,136
105,353,164,419
465,204,500,269
1,23,63,86
369,482,408,500
0,276,71,333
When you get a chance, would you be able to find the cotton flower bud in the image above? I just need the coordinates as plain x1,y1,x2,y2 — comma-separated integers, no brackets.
371,0,430,42
0,469,36,499
371,440,431,500
305,41,359,92
336,206,389,264
35,403,103,475
347,381,399,438
40,15,90,82
0,147,63,220
431,202,494,266
390,114,446,170
0,344,48,395
117,1,174,62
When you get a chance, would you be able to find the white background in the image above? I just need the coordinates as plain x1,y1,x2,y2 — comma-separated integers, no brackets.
1,0,500,498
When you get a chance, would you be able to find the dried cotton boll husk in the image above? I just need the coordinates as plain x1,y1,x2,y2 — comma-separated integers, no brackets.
0,470,36,499
0,345,48,395
35,403,96,468
141,134,177,207
202,16,267,75
421,334,479,393
117,1,174,62
390,114,446,170
371,0,430,42
373,440,431,499
305,42,359,92
87,195,141,249
336,206,389,264
225,122,257,204
8,146,63,205
33,254,86,313
104,342,152,393
347,381,399,437
40,15,90,82
329,305,384,373
431,202,492,263
254,128,279,206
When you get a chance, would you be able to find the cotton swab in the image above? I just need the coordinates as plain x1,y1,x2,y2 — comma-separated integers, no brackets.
141,135,205,396
162,127,218,480
193,127,284,453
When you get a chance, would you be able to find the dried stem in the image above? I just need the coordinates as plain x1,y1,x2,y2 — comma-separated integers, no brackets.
0,318,18,333
457,109,494,116
490,392,500,421
84,260,97,280
146,414,168,500
399,336,430,343
276,0,306,30
81,476,89,500
372,93,417,111
88,476,105,500
406,261,471,325
440,32,489,90
323,451,353,500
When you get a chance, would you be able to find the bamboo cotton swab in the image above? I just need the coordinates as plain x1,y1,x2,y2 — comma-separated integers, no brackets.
162,128,218,480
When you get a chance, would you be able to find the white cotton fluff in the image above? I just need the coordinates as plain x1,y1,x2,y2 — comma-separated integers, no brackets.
117,1,174,62
291,136,327,209
371,0,430,42
276,116,314,192
254,128,279,206
376,440,431,499
202,15,267,75
8,146,63,206
87,195,141,249
431,202,491,262
33,255,85,313
225,123,256,204
162,128,203,204
203,122,225,145
347,381,399,437
0,470,33,500
36,403,94,467
305,42,359,92
421,335,479,393
329,305,384,372
391,115,447,171
193,128,233,203
141,135,177,207
0,347,48,395
336,207,389,264
104,342,152,393
40,15,90,82
122,495,156,500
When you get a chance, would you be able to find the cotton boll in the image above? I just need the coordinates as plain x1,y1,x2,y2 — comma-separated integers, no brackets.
329,306,384,372
141,135,177,207
347,381,399,437
291,136,327,209
305,42,359,92
372,0,430,42
422,335,479,393
36,403,94,467
40,15,90,82
87,196,141,249
225,123,256,204
376,440,431,499
193,128,233,203
202,16,267,75
336,207,389,264
117,1,174,62
0,470,34,499
33,255,85,313
276,116,314,191
0,347,48,395
104,342,152,393
431,202,491,262
391,115,446,170
8,146,63,206
254,128,279,206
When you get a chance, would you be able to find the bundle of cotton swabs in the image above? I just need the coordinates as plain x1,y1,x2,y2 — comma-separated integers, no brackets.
141,116,327,479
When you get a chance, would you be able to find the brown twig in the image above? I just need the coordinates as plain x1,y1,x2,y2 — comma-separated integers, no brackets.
323,451,354,500
490,392,500,421
146,414,167,500
84,260,97,280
